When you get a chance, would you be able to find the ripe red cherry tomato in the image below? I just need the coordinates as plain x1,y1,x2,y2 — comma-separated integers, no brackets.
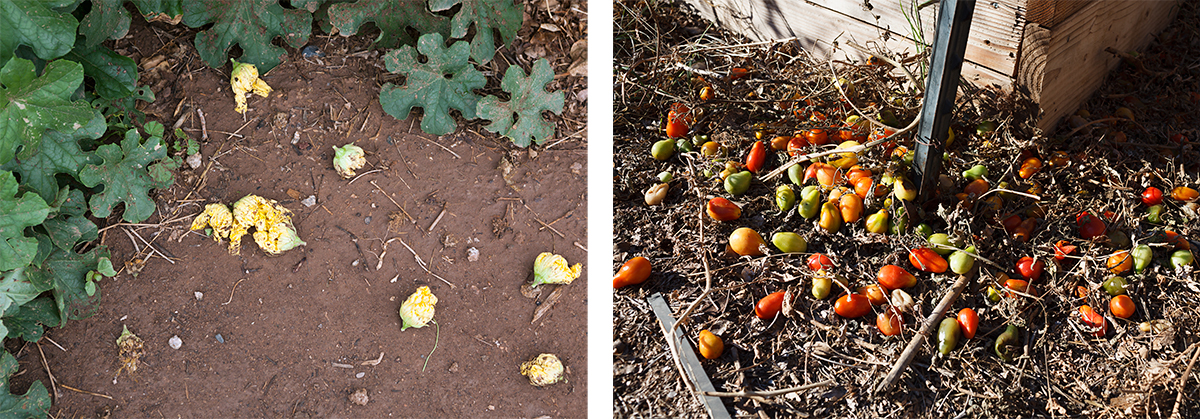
1016,256,1045,281
957,308,978,339
834,293,871,318
807,253,834,271
1141,187,1163,206
1076,211,1106,239
755,291,786,319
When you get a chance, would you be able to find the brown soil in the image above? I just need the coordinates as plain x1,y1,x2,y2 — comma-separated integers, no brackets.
8,3,589,418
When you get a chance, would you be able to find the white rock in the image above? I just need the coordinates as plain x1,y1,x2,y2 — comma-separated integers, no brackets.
194,291,203,301
301,195,317,207
169,335,182,349
467,247,479,262
186,153,203,170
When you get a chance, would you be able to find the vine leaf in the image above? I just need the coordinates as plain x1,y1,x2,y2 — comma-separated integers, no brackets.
78,122,173,223
129,0,184,24
0,0,78,67
66,40,139,100
327,0,449,50
0,351,50,418
477,59,564,147
0,171,51,272
379,33,484,136
0,113,104,202
0,58,98,165
77,0,132,50
429,0,522,64
182,0,312,73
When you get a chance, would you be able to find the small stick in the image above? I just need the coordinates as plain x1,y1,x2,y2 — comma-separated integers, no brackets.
573,241,587,252
331,362,354,369
361,352,385,366
221,278,248,305
420,136,460,159
122,228,142,254
523,204,565,238
704,379,836,398
59,383,113,400
45,337,67,352
348,169,382,185
197,108,208,141
877,273,972,392
397,238,455,288
370,180,415,225
421,320,440,372
182,128,243,138
36,343,60,401
126,227,176,264
1170,343,1200,419
427,205,447,234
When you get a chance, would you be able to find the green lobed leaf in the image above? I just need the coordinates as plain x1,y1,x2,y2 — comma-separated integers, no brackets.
0,58,98,165
41,246,106,324
77,126,172,223
41,215,97,251
477,59,564,147
183,0,313,73
130,0,184,23
0,0,79,68
66,39,139,100
0,113,104,202
327,0,449,50
0,171,51,272
379,33,484,136
77,0,132,50
429,0,522,64
2,295,60,342
50,187,88,217
0,351,50,418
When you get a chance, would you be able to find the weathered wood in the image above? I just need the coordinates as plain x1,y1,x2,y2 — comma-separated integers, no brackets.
648,293,731,419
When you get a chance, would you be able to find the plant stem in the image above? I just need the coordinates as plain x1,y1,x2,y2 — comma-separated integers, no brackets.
422,319,440,372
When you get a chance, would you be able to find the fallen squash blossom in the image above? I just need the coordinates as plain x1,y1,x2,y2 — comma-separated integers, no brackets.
532,252,582,287
190,203,233,242
230,194,305,255
333,143,366,179
520,353,565,386
399,286,438,331
230,59,272,114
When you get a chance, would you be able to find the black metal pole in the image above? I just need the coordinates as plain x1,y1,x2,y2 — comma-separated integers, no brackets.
914,0,975,201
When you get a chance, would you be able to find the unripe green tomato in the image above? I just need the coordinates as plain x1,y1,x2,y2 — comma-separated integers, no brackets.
724,171,751,196
788,164,804,185
994,324,1019,362
985,286,1002,302
798,186,821,219
949,245,976,275
771,232,807,253
1146,204,1163,223
865,209,889,234
1132,244,1152,273
1171,250,1194,269
702,169,713,178
1102,276,1127,296
1107,230,1131,249
812,274,832,299
928,233,955,255
976,120,998,136
962,164,988,181
776,185,796,211
651,139,675,160
889,208,908,235
676,138,694,153
658,171,673,182
915,223,933,239
937,317,961,355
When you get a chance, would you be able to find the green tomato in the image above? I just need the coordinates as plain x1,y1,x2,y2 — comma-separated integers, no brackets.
985,286,1002,303
788,164,804,186
1102,276,1128,296
1171,250,1194,269
962,164,988,181
915,223,934,239
771,232,807,253
775,185,796,211
949,245,976,275
1107,230,1131,249
658,171,673,183
889,207,908,235
651,139,675,160
976,120,998,136
1132,244,1152,273
928,233,955,255
812,274,832,299
676,138,694,153
797,186,821,219
1146,205,1163,223
724,171,751,196
994,324,1019,362
937,318,961,355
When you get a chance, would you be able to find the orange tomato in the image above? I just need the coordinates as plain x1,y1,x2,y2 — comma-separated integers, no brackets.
699,86,715,101
706,197,741,221
729,67,749,80
1109,295,1135,319
846,168,872,183
806,129,829,146
877,307,903,336
834,293,871,318
1079,305,1106,337
1107,250,1133,274
877,265,917,289
1004,279,1037,297
770,136,790,150
1018,157,1043,179
852,177,874,199
857,284,888,306
815,164,843,187
963,178,989,197
957,308,978,339
729,228,766,256
1172,186,1199,201
665,103,692,138
839,193,863,223
908,248,949,273
698,330,724,359
613,257,652,288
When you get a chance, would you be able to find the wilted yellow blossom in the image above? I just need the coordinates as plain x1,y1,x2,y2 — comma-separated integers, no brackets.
230,59,272,114
399,286,437,330
531,252,581,287
114,325,143,383
227,194,304,255
190,203,233,242
333,143,366,179
520,353,564,386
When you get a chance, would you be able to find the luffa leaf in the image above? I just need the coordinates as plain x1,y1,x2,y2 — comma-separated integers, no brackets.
77,0,132,50
0,113,104,202
0,58,97,165
0,0,78,67
477,59,564,147
66,40,139,100
0,171,51,272
182,0,312,73
0,351,50,418
327,0,449,50
428,0,522,64
78,123,172,223
379,33,484,136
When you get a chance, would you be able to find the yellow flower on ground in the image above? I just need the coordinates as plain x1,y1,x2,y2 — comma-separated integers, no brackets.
230,59,272,114
190,203,233,242
228,194,303,255
520,353,564,386
399,286,438,330
531,252,581,287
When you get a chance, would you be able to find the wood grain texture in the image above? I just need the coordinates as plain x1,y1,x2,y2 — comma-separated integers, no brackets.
1027,0,1090,27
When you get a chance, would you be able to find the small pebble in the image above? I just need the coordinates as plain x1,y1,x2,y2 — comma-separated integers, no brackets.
186,153,203,170
301,45,326,58
364,216,372,225
349,388,369,406
301,195,317,207
215,334,224,343
194,291,203,301
467,247,479,262
169,335,182,349
355,372,365,378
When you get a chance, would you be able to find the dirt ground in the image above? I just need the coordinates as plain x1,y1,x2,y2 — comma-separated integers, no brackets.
6,3,589,418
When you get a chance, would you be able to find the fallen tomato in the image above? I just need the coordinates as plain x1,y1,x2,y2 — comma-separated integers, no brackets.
865,209,889,234
937,317,961,355
807,253,834,271
755,291,786,319
771,232,807,253
839,193,863,223
877,307,903,336
775,185,796,211
1018,157,1042,179
1053,240,1077,262
1079,305,1106,337
729,228,767,256
995,324,1020,362
857,284,888,306
1142,187,1164,206
819,201,843,233
1110,295,1135,319
1106,250,1132,275
706,197,741,221
1102,276,1127,296
613,257,652,288
957,308,978,339
806,129,829,146
1171,186,1199,201
908,248,949,273
1076,211,1107,239
1004,279,1037,297
1016,256,1045,281
877,265,917,289
698,330,724,359
665,103,692,138
745,141,767,173
834,293,871,318
724,171,751,196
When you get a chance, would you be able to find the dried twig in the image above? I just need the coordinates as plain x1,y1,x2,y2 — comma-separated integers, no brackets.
196,108,208,141
877,272,972,392
1170,343,1200,419
371,180,415,225
397,238,455,288
704,379,836,398
36,343,59,401
222,278,248,305
125,227,177,264
59,384,112,400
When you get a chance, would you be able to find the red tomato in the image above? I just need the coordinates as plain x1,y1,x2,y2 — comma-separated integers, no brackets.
755,291,786,319
745,141,767,173
857,284,888,305
877,265,917,289
787,136,809,157
834,293,871,318
1015,256,1045,281
957,308,978,339
1079,305,1106,337
1004,279,1037,297
1053,240,1077,262
807,253,834,271
665,103,692,138
706,197,741,221
613,257,652,288
806,129,829,146
1141,187,1163,206
877,308,903,336
729,67,749,80
908,248,949,273
1076,211,1107,239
